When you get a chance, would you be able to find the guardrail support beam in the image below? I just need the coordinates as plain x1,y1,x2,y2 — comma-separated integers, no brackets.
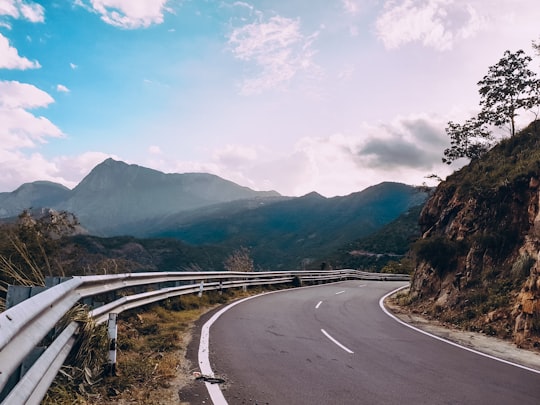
198,281,204,298
106,313,118,376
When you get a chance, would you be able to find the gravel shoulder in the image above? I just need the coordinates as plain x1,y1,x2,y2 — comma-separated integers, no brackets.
384,290,540,373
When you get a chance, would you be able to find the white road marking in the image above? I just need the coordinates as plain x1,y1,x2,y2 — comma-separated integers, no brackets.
335,290,345,295
321,329,354,354
199,280,350,404
358,284,366,288
380,285,540,375
315,301,323,309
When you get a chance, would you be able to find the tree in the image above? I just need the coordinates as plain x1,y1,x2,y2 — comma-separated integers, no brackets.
443,49,540,164
477,49,539,137
223,246,254,272
442,117,494,164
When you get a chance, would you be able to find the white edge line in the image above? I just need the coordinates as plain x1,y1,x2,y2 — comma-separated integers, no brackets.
335,290,345,295
198,280,350,405
321,328,354,354
379,285,540,375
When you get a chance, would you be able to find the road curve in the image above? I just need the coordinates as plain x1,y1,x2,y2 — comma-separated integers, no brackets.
207,281,540,404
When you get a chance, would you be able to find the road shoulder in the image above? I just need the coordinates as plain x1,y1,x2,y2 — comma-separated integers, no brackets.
384,289,540,372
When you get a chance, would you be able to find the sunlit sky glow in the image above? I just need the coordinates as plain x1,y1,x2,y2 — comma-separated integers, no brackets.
1,0,539,196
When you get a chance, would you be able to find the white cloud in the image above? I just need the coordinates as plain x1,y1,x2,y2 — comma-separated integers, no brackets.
18,0,44,22
0,0,18,19
342,0,360,15
228,14,320,94
212,144,258,168
70,62,78,69
0,80,62,150
140,113,453,197
56,84,70,93
0,151,120,192
0,80,53,108
54,152,119,185
0,151,66,191
148,145,162,154
232,1,254,12
214,113,454,196
0,33,40,69
375,0,487,51
80,0,171,29
0,0,44,22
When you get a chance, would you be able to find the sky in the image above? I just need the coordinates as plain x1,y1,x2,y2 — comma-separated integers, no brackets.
1,0,539,197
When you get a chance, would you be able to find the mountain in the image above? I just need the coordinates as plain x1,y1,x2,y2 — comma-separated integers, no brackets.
0,158,281,235
0,159,430,271
152,182,429,269
0,181,71,218
325,204,424,271
406,120,540,349
62,158,282,234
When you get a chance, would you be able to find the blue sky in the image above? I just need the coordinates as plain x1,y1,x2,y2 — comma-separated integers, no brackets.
1,0,539,196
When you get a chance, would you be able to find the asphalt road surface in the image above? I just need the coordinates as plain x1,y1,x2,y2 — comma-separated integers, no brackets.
208,281,540,404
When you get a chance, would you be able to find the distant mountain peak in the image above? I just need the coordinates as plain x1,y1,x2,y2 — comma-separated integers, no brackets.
300,191,326,200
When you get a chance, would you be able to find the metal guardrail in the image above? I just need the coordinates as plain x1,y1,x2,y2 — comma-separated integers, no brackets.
0,269,409,404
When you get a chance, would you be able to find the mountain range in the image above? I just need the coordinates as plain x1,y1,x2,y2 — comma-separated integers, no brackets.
0,158,429,269
0,158,280,235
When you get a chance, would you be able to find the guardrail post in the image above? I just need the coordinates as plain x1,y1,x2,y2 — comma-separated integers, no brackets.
219,281,223,295
106,313,118,376
198,281,204,298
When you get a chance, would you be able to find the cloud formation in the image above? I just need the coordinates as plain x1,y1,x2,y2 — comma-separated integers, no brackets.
0,80,68,190
0,0,44,23
56,84,70,93
375,0,486,51
78,0,171,29
342,0,360,15
356,115,448,169
150,114,453,196
228,14,320,94
0,80,62,149
0,33,40,69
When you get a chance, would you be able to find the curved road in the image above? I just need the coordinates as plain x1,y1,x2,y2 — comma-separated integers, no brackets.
207,281,540,404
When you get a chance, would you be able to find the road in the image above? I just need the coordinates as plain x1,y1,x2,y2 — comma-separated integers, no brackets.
208,281,540,404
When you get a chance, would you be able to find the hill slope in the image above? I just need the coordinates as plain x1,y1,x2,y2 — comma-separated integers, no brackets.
325,204,424,271
0,181,71,218
154,182,429,269
407,120,540,348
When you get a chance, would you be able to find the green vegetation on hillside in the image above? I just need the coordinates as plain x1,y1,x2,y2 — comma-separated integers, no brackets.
324,204,424,271
443,120,540,198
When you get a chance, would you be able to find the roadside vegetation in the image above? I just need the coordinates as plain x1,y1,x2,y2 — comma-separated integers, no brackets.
0,221,292,404
43,286,291,404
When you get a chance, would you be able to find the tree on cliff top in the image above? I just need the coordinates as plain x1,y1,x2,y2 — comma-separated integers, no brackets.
443,49,540,164
478,49,539,137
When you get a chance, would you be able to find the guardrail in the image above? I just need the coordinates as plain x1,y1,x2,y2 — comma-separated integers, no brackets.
0,269,409,404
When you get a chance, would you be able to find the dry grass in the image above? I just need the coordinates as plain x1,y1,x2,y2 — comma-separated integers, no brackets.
44,286,285,404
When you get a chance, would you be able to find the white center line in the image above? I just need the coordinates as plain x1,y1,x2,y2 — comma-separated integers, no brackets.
335,290,345,295
315,300,323,309
321,329,354,354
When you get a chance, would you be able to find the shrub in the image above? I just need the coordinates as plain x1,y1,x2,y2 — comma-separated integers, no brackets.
412,236,466,277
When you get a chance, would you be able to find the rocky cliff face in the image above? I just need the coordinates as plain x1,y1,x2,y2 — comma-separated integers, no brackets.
408,121,540,349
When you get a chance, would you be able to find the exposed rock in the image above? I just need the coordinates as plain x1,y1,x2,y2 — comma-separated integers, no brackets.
408,120,540,348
